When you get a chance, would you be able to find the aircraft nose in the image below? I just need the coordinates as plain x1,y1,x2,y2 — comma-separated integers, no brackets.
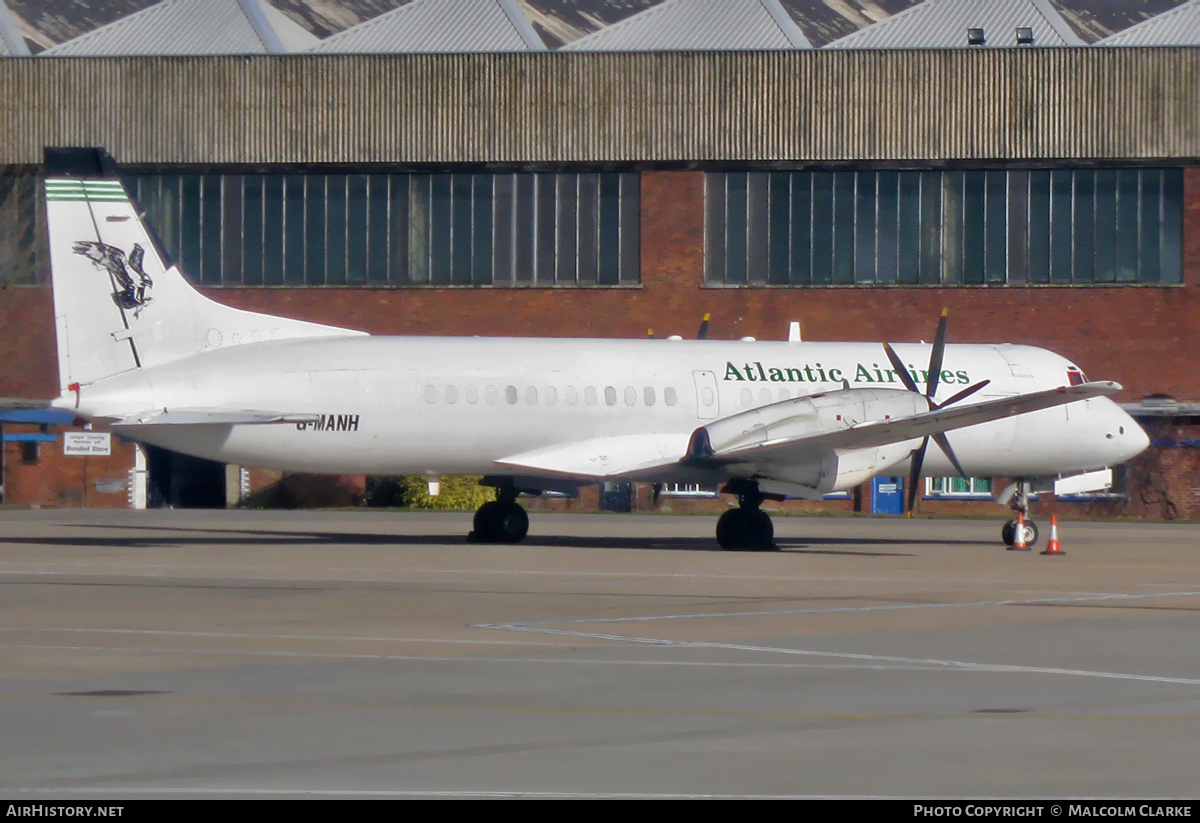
1107,404,1150,463
1123,416,1151,461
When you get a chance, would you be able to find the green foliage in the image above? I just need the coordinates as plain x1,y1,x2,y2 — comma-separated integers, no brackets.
366,475,495,510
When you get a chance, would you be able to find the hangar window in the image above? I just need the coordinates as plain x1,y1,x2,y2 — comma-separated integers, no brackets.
124,171,639,289
925,477,994,498
705,169,1182,287
660,483,720,498
0,172,41,286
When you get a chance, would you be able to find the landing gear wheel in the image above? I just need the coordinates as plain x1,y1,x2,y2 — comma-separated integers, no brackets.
716,508,775,551
471,501,529,543
1002,519,1039,548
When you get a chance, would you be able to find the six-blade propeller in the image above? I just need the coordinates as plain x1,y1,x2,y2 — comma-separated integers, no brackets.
881,309,991,517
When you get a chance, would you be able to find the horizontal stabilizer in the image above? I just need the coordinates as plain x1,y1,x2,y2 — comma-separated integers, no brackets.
112,409,321,427
496,433,690,480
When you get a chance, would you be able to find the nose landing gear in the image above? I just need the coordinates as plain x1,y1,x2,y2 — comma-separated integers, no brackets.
1002,479,1040,548
716,479,777,551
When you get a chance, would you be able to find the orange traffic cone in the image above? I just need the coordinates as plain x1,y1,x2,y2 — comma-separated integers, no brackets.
1041,514,1065,556
1008,511,1030,551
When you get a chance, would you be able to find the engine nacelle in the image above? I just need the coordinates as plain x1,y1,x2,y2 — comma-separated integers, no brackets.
687,387,928,494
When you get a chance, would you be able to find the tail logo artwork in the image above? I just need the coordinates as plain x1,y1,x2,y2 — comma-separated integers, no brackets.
73,241,154,313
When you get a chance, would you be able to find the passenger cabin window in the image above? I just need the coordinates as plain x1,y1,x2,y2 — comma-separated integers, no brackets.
644,387,655,406
525,386,538,404
585,386,597,405
624,387,636,406
486,385,499,405
505,386,518,404
604,386,617,405
566,386,578,405
424,385,437,404
445,385,458,404
465,385,479,404
546,386,558,405
665,387,677,406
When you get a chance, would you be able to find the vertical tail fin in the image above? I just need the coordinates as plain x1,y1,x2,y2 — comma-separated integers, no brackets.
45,147,364,394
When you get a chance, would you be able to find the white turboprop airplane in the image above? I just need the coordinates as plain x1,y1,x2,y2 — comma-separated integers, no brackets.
41,148,1148,550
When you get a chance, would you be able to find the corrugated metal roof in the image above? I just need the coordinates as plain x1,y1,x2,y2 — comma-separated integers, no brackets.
41,0,317,56
562,0,813,51
312,0,544,53
0,0,29,56
826,0,1084,48
1098,0,1200,46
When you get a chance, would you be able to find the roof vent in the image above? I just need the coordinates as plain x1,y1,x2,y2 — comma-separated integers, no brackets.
967,28,985,46
1016,27,1034,46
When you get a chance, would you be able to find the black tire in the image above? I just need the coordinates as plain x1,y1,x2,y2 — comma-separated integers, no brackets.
1002,519,1039,548
1023,521,1039,548
716,508,775,551
472,501,501,542
743,508,775,551
716,509,744,551
495,502,529,543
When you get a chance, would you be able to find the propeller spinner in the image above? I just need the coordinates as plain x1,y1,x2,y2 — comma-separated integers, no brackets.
881,309,991,517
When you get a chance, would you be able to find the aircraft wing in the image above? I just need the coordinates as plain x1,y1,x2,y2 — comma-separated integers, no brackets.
494,382,1120,482
689,381,1122,466
110,408,322,426
495,433,691,480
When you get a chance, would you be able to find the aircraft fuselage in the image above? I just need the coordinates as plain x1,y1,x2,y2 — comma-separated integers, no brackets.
60,336,1148,486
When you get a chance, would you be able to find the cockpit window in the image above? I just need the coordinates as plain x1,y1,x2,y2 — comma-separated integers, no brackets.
1067,369,1086,386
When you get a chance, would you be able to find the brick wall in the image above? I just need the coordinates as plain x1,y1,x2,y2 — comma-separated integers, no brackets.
2,425,136,508
2,168,1198,511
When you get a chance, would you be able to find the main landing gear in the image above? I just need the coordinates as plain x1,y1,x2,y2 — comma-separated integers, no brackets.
470,482,529,543
1001,479,1040,548
716,479,777,552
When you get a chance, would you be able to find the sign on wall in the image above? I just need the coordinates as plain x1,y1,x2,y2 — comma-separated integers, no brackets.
62,432,111,456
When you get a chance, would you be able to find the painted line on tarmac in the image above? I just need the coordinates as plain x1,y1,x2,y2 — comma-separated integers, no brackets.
0,563,1173,589
10,692,1200,724
0,628,560,646
0,643,947,670
477,625,1200,687
484,589,1200,626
